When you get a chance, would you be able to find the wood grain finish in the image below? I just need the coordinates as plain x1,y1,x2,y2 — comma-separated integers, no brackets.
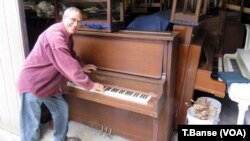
195,69,226,98
173,16,227,128
73,35,164,79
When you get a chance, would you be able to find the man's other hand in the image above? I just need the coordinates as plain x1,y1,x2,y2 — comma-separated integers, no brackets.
82,64,97,73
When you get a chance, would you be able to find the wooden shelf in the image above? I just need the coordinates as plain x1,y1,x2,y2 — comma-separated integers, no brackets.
226,4,250,14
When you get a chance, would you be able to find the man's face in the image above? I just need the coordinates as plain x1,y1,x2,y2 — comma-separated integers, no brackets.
63,11,82,35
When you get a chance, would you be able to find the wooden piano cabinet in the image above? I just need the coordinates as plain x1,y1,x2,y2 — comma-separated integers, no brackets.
221,11,245,54
174,43,202,127
66,30,178,141
173,12,228,127
66,95,162,141
174,44,226,127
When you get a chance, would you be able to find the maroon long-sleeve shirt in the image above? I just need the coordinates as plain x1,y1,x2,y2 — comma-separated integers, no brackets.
16,22,94,97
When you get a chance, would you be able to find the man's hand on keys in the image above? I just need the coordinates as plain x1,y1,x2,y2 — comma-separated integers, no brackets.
91,83,104,93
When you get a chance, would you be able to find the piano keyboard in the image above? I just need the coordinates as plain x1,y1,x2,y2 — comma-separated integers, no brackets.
224,58,240,72
67,82,152,105
211,52,248,81
211,56,241,80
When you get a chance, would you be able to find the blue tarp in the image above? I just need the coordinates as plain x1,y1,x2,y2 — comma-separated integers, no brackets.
81,23,110,29
218,72,250,86
126,10,171,32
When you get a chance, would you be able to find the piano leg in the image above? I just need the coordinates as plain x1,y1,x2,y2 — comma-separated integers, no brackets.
237,103,250,124
228,83,250,124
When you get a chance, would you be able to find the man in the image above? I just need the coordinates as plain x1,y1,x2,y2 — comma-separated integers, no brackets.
16,7,103,141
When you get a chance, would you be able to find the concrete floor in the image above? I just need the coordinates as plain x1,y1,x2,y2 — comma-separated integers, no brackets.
41,121,178,141
40,121,130,141
0,91,247,141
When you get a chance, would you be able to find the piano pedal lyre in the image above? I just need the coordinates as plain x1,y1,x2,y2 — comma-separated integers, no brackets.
98,125,113,138
104,127,112,138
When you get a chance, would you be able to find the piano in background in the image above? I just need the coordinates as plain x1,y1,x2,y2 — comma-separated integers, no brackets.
212,24,250,79
226,49,250,124
170,0,227,127
216,24,250,125
223,24,250,78
223,49,250,78
65,30,178,141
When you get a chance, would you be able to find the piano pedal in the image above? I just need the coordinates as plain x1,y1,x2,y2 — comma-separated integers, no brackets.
107,128,112,137
98,125,113,138
98,125,104,135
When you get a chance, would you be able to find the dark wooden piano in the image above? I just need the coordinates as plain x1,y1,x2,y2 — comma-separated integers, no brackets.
65,30,178,141
170,0,227,128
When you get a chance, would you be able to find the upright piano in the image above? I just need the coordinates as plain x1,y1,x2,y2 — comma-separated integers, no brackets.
65,30,178,141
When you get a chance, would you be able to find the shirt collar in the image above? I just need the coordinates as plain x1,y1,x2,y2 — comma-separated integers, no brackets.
59,22,71,38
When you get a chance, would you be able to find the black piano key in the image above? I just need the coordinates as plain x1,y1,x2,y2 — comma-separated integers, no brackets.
133,93,140,97
140,94,146,98
125,91,133,96
118,89,125,94
102,85,151,104
104,86,112,91
230,59,240,72
141,94,148,99
111,88,120,93
128,92,134,96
